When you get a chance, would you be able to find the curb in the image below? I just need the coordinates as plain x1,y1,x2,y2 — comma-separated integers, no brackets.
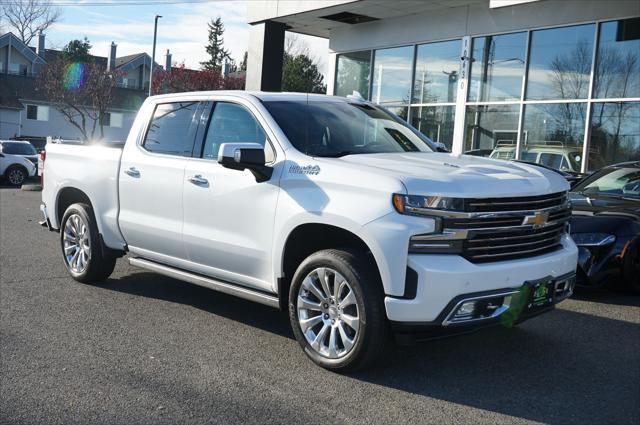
21,184,43,192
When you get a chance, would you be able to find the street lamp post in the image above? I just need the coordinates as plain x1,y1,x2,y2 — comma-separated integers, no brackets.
149,14,162,97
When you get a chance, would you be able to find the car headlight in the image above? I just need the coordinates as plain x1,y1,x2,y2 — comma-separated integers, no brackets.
392,194,464,216
571,233,616,247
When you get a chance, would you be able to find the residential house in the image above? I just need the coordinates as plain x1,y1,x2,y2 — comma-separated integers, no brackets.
0,32,165,145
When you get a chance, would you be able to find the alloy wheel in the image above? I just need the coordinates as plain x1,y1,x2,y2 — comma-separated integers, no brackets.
297,267,360,359
63,214,91,274
8,168,25,185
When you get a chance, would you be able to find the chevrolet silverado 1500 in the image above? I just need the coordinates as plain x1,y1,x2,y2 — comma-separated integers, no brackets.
41,92,578,371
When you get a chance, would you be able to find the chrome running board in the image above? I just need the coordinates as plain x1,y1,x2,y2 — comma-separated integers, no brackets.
128,257,280,308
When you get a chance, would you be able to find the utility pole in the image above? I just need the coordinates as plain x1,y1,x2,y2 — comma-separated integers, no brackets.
149,14,162,97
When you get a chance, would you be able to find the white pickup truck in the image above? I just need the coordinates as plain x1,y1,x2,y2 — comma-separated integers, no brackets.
41,92,578,371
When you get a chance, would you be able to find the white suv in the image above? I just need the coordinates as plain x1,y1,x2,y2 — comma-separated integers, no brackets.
0,141,37,186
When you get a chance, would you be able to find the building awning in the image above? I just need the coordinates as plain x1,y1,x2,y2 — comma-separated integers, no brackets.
248,0,498,38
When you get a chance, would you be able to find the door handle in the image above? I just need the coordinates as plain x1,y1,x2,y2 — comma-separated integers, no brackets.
124,166,140,177
188,174,209,186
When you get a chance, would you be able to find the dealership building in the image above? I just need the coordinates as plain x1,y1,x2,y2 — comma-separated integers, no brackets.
246,0,640,173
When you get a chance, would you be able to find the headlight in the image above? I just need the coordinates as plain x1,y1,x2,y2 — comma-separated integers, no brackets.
571,233,616,247
392,193,464,215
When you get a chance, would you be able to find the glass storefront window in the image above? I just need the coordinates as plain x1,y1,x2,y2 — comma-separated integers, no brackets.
594,18,640,99
410,106,455,150
589,102,640,170
468,32,527,102
412,40,460,104
521,103,587,172
335,50,371,98
526,24,595,100
464,104,520,157
371,46,414,105
384,105,409,121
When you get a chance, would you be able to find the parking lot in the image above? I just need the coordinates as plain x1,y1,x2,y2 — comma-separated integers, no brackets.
0,187,638,425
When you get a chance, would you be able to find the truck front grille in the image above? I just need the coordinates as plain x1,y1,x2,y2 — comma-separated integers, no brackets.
464,192,568,212
409,191,571,263
463,222,566,263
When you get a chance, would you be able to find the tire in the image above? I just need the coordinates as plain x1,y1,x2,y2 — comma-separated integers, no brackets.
5,165,27,186
60,203,116,283
288,249,389,372
623,244,640,294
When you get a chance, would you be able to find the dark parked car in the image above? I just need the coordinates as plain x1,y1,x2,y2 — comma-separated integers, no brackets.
569,162,640,292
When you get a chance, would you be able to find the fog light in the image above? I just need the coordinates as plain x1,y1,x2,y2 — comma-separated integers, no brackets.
455,301,476,317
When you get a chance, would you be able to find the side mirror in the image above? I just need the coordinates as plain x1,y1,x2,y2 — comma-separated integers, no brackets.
218,142,273,182
434,141,449,152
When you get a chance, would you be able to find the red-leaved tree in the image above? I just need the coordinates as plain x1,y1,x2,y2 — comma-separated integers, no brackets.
152,62,245,94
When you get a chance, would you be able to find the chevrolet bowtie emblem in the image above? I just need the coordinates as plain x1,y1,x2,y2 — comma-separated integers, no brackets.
523,211,549,228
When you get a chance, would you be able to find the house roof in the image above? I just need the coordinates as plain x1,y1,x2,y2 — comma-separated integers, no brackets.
0,33,46,65
115,53,145,68
0,74,147,111
2,32,152,71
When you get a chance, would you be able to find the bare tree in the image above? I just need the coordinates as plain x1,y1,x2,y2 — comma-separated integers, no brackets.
1,0,61,45
37,58,119,141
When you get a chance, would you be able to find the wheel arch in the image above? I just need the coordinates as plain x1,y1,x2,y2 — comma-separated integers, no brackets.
55,186,124,258
277,222,385,310
56,186,94,229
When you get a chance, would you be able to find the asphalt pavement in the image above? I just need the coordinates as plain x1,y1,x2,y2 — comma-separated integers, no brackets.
1,187,639,425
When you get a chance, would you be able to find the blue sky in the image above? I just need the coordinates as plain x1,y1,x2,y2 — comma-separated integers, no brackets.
38,0,328,73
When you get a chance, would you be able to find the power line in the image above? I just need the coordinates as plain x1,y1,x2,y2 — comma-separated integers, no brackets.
0,0,222,6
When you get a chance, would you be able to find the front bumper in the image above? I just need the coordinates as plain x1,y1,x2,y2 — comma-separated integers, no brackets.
391,273,575,343
385,234,578,323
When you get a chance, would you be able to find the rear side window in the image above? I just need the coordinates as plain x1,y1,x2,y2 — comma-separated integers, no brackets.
143,102,200,156
202,102,272,161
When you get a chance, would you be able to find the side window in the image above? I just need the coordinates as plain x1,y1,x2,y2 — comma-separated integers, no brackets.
143,102,200,156
539,153,562,169
202,102,274,162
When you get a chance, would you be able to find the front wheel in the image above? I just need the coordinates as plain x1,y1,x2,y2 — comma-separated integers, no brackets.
5,166,26,186
288,249,389,372
60,203,116,283
623,244,640,294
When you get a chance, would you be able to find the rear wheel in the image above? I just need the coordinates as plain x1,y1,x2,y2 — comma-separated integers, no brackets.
288,249,389,372
60,203,116,283
5,165,26,186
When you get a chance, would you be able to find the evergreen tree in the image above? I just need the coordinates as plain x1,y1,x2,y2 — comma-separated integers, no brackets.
239,51,248,72
61,37,92,62
200,16,230,72
282,52,326,94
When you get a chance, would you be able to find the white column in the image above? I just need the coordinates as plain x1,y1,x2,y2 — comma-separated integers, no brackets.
451,36,471,156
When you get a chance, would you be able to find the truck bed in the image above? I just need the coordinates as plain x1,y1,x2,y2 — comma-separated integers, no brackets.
41,142,126,250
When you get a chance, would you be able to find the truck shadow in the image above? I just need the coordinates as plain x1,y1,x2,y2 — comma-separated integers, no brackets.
104,271,294,339
102,270,639,424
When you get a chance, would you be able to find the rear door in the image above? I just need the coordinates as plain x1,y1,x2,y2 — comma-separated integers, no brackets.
181,100,281,292
118,100,207,262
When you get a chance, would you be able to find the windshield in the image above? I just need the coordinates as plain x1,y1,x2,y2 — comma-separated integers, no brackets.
263,100,434,157
1,142,37,155
573,167,640,199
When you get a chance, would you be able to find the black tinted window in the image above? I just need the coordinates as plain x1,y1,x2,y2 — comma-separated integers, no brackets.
1,142,36,155
26,105,37,120
202,102,269,160
143,102,200,156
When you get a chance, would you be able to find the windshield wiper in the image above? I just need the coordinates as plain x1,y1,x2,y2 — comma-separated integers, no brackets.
312,150,357,158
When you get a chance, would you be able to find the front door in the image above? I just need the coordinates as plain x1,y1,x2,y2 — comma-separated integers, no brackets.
182,101,280,292
119,100,205,262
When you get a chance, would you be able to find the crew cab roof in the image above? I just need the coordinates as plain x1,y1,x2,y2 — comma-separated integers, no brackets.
147,91,351,104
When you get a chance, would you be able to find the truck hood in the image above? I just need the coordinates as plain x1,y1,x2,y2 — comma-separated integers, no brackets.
338,152,569,198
